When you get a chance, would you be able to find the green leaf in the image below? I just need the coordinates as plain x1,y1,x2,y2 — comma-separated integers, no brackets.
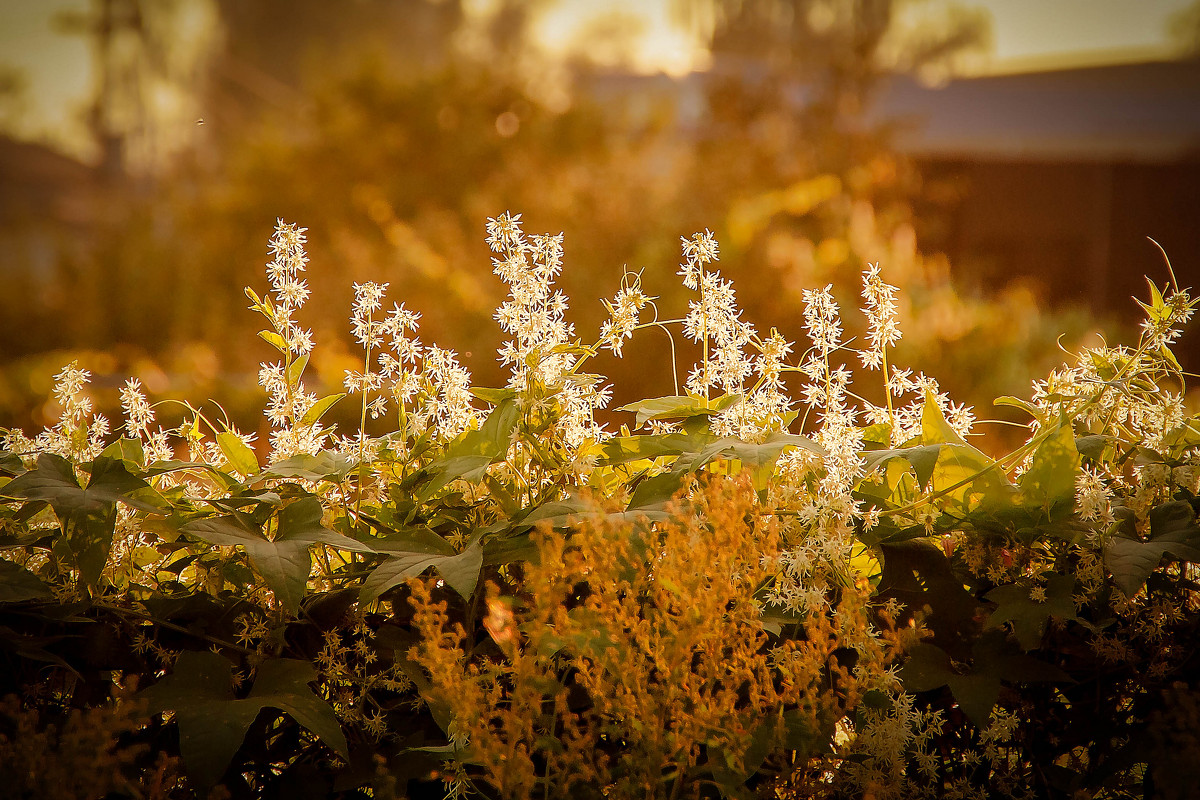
616,393,740,430
1075,434,1113,462
1104,502,1200,596
468,387,517,405
181,514,316,614
369,524,457,556
673,431,826,474
984,574,1078,650
0,560,52,602
216,432,259,476
920,389,967,447
2,453,157,515
258,330,288,352
140,651,347,791
448,397,519,461
2,455,162,589
994,395,1044,423
862,445,942,490
626,471,685,511
261,451,356,482
277,496,374,554
101,437,146,467
415,399,520,499
70,505,117,591
1018,420,1079,512
299,394,345,426
599,432,713,465
360,540,483,602
288,351,310,385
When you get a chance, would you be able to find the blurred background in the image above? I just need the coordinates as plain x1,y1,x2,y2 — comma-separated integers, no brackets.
1,0,1199,449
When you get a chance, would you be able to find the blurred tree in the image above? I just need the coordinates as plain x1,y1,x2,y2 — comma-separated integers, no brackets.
1170,0,1200,56
0,65,27,131
1,0,1101,451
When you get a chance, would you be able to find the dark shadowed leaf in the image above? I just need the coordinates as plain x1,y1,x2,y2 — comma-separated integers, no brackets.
1104,502,1200,596
140,651,347,790
985,574,1079,650
360,539,483,602
0,560,52,602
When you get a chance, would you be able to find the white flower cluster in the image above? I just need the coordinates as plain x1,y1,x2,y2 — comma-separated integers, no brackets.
118,378,172,464
341,278,477,448
599,269,650,358
257,220,329,460
265,220,314,355
4,361,109,461
676,230,795,440
488,211,608,451
859,263,902,370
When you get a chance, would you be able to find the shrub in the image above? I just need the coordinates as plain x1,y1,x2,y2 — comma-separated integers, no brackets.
0,213,1195,798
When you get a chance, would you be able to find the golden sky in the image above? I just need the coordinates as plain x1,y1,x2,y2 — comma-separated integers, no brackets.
0,0,1194,159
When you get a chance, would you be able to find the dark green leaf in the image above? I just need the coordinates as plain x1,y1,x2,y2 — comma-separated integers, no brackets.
181,515,311,613
984,574,1078,650
140,651,347,790
626,471,685,511
2,454,156,515
360,540,483,602
1104,502,1200,596
1075,434,1113,462
247,659,348,760
899,643,954,693
946,671,1001,728
0,560,52,602
139,650,247,789
277,496,374,552
70,505,117,590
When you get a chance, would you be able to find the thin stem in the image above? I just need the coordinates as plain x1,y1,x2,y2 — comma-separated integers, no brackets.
881,346,896,443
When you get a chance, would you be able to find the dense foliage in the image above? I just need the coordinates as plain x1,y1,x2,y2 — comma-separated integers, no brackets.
0,214,1197,799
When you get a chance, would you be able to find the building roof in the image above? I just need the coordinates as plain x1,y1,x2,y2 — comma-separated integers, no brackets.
874,58,1200,162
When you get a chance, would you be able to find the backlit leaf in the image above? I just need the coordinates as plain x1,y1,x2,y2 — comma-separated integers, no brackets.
216,432,259,476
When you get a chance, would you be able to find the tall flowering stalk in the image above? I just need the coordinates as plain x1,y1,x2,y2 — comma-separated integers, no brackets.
247,220,330,460
859,263,902,441
487,211,608,456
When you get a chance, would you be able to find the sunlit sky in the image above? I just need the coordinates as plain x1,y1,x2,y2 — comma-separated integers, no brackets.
0,0,1195,159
